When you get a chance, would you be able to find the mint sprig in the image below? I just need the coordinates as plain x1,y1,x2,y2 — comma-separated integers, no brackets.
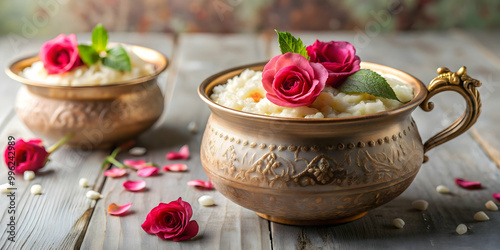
91,24,108,52
77,45,99,65
275,30,309,59
338,69,403,102
78,24,131,72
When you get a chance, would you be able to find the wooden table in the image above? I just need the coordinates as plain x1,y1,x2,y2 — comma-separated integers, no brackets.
1,30,499,249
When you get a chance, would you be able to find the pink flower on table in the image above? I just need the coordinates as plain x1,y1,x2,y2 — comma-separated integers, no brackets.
39,34,83,74
4,138,50,174
141,198,199,241
262,52,327,107
306,40,361,87
166,145,190,160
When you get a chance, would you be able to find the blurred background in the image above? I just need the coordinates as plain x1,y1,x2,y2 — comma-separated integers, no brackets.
1,0,499,37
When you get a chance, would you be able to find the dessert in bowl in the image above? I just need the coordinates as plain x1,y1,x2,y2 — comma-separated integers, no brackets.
6,26,167,148
198,33,482,225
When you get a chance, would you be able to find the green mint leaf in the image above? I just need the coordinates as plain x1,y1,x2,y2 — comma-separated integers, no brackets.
77,45,100,65
91,23,108,52
275,29,309,59
102,46,131,72
338,69,403,102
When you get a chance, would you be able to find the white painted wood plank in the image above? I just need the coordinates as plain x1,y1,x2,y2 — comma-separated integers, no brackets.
81,33,271,250
0,116,110,249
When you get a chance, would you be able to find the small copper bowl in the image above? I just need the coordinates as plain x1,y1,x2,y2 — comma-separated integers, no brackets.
198,62,482,225
6,45,168,149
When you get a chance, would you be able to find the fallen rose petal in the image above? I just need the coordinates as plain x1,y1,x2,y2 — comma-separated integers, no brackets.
137,166,159,177
108,202,133,216
124,159,147,169
455,178,482,190
104,168,127,178
166,145,190,160
163,163,188,172
493,193,500,202
123,180,146,191
187,180,214,189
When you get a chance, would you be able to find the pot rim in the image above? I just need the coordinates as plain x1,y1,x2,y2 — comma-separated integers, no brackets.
5,44,168,89
198,61,427,123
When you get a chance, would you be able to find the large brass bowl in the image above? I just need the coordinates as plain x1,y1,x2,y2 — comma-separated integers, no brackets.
6,45,168,149
198,62,482,225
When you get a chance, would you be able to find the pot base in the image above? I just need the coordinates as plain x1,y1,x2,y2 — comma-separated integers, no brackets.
256,211,368,226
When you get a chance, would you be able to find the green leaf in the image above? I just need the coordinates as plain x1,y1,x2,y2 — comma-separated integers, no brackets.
338,69,403,102
77,45,100,65
110,147,122,158
275,29,309,59
91,23,108,52
102,46,131,72
101,158,110,169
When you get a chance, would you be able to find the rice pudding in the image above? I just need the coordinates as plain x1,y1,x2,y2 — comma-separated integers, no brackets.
211,69,413,118
22,45,155,86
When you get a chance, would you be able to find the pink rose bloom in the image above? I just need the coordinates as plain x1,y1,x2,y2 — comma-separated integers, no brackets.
4,138,50,174
141,198,199,241
306,40,361,87
39,34,83,74
262,52,328,107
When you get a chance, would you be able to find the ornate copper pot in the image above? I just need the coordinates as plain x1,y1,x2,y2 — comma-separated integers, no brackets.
6,45,168,149
198,62,481,225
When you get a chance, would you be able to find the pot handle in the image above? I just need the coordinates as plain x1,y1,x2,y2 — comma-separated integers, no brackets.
420,66,482,163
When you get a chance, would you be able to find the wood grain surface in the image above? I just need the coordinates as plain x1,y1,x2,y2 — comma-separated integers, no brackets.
0,31,499,249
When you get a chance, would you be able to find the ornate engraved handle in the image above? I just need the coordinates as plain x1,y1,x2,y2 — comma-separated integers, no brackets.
420,66,482,163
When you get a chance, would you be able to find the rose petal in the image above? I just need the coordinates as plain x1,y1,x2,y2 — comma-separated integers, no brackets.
107,202,133,216
104,168,127,178
455,178,482,190
123,180,146,191
187,180,214,189
162,164,188,172
493,193,500,202
137,166,159,177
124,159,147,169
166,145,190,160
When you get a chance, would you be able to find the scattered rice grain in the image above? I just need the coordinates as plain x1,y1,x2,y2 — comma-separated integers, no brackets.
485,200,498,211
393,218,405,229
456,224,467,235
24,171,35,181
86,190,103,200
79,178,89,188
30,184,42,195
187,121,198,134
412,200,429,211
436,185,450,194
129,147,147,156
473,211,489,221
198,195,215,207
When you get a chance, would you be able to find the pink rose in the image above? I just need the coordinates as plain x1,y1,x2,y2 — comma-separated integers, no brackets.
262,52,328,107
141,198,199,241
39,34,83,74
306,40,361,87
4,138,50,174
